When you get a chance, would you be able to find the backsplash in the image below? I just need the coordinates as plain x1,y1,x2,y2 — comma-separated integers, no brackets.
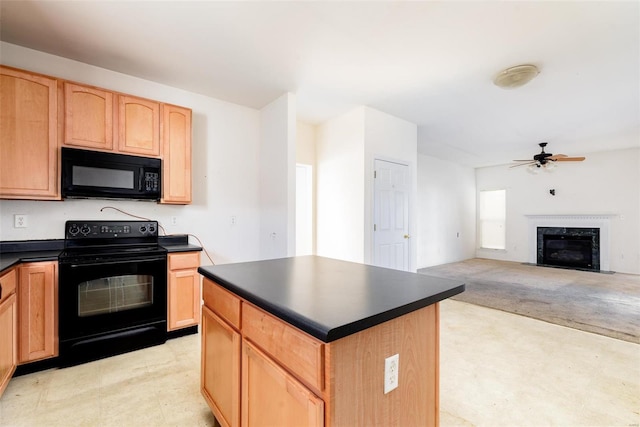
0,198,187,242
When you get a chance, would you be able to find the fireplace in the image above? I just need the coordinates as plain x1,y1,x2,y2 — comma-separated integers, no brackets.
526,215,613,272
537,227,600,271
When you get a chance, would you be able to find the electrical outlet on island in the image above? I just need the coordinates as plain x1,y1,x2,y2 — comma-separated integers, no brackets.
384,353,399,394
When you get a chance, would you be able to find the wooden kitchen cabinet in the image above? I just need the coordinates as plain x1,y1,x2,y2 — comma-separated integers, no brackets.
17,261,58,363
201,273,441,427
118,94,160,157
161,103,192,204
62,82,114,150
2,65,194,202
167,252,201,331
0,269,18,398
0,66,59,200
202,278,324,427
202,305,241,427
242,340,324,427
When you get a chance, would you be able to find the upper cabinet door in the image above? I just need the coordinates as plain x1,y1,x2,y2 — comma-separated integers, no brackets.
0,66,59,199
161,104,192,204
118,95,160,157
63,82,114,150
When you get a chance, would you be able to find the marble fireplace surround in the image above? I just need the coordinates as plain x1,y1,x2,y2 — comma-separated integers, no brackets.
526,214,614,272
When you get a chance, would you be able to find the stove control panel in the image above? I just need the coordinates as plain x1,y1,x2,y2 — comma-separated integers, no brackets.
65,220,159,239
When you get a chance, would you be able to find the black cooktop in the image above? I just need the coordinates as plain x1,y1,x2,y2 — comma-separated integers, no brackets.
60,220,165,262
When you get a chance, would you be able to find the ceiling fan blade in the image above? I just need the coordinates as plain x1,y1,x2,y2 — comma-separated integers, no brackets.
512,159,534,162
548,154,568,160
510,162,535,168
554,156,585,162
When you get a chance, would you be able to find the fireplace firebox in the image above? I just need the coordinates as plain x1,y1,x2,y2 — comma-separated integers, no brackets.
537,227,600,271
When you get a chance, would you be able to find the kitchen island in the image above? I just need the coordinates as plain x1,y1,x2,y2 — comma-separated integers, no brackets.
198,255,464,427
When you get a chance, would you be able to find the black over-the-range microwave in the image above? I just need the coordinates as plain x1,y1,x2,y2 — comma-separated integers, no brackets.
61,147,161,200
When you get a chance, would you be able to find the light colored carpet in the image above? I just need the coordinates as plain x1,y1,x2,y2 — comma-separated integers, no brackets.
419,258,640,344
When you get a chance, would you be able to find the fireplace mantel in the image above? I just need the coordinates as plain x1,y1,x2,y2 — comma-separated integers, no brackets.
525,214,617,221
526,214,614,271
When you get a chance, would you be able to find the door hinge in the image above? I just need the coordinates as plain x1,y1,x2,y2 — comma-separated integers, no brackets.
374,170,377,178
374,224,377,231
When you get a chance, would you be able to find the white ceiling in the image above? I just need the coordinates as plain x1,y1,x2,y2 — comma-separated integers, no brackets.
1,1,638,167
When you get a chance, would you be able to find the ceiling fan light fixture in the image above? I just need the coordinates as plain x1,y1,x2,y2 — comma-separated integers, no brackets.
526,163,540,174
526,160,556,173
493,64,539,89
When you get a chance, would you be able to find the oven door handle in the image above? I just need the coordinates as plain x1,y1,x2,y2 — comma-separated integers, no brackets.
66,255,166,268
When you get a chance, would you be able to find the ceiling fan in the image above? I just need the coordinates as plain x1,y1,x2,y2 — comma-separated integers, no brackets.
511,142,586,169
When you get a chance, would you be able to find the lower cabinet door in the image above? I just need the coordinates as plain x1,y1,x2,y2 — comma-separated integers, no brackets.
18,262,58,363
201,306,241,427
242,340,324,427
168,268,200,331
0,293,17,397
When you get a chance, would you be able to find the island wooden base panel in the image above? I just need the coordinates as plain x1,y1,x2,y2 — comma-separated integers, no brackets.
324,303,439,427
200,277,440,426
201,302,439,425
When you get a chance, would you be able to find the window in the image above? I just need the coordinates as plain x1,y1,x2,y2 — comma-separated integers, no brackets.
479,189,506,249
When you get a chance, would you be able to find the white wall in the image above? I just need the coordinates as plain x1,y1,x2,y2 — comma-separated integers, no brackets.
475,147,640,274
0,42,266,265
416,154,476,268
316,107,419,269
258,93,296,259
316,107,366,263
363,107,418,270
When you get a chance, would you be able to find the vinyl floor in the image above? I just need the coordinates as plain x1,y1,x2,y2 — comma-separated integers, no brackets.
1,300,638,426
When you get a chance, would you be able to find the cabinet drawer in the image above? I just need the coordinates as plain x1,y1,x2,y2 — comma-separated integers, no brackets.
242,303,324,393
0,269,16,305
168,252,200,270
203,279,241,330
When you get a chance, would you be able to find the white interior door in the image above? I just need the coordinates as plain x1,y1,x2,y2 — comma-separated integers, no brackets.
373,159,410,271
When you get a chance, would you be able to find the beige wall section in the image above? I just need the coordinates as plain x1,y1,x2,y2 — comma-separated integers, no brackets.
296,121,317,255
296,122,317,165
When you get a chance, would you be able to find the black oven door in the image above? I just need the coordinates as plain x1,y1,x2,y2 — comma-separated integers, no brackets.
58,254,167,365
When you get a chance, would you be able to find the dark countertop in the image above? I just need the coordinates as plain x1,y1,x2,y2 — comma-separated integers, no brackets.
0,235,201,273
0,239,64,272
0,250,62,273
198,255,465,343
158,235,202,253
163,244,203,253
